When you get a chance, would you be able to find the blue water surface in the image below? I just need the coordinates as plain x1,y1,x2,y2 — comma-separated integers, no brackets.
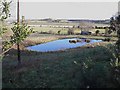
27,38,102,52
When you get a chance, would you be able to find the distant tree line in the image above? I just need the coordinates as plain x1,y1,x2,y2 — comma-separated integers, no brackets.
95,26,109,29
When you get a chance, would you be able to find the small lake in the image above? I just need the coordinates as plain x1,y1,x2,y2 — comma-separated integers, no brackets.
26,38,102,52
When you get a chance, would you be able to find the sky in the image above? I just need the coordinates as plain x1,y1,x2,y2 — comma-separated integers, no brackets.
9,1,118,20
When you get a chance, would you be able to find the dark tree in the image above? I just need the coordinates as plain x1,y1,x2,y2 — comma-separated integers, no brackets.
110,15,120,66
58,30,61,35
95,30,100,35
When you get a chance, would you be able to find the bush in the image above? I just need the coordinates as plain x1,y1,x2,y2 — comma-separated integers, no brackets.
58,30,61,35
77,58,114,88
95,30,100,35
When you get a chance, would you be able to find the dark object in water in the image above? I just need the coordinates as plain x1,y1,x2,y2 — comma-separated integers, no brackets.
69,40,77,43
85,39,91,43
76,39,81,42
103,38,111,42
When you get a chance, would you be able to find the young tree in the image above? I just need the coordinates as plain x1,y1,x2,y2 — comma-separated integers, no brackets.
1,0,11,20
11,21,33,64
3,0,33,65
13,0,33,65
0,0,11,57
0,0,11,36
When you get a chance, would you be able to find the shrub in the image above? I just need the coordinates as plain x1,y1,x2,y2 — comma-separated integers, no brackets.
95,30,100,35
77,58,114,88
58,30,61,35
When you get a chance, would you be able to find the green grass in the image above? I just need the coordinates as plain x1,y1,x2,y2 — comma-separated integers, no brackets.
2,43,119,88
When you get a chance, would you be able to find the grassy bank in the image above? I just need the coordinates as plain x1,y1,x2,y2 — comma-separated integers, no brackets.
2,41,119,88
21,33,117,47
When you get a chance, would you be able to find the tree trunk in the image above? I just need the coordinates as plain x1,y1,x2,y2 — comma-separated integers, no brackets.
17,43,21,65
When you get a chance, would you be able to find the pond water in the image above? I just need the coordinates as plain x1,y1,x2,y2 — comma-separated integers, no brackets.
26,38,102,52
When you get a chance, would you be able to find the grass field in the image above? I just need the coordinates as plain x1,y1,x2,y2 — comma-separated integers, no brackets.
2,41,119,88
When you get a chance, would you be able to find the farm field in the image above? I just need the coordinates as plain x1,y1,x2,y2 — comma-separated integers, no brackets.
31,26,106,35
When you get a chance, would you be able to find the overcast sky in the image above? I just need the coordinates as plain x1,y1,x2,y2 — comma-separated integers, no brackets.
9,2,118,20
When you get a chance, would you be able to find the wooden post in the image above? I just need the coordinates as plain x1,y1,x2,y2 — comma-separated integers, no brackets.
17,0,21,64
